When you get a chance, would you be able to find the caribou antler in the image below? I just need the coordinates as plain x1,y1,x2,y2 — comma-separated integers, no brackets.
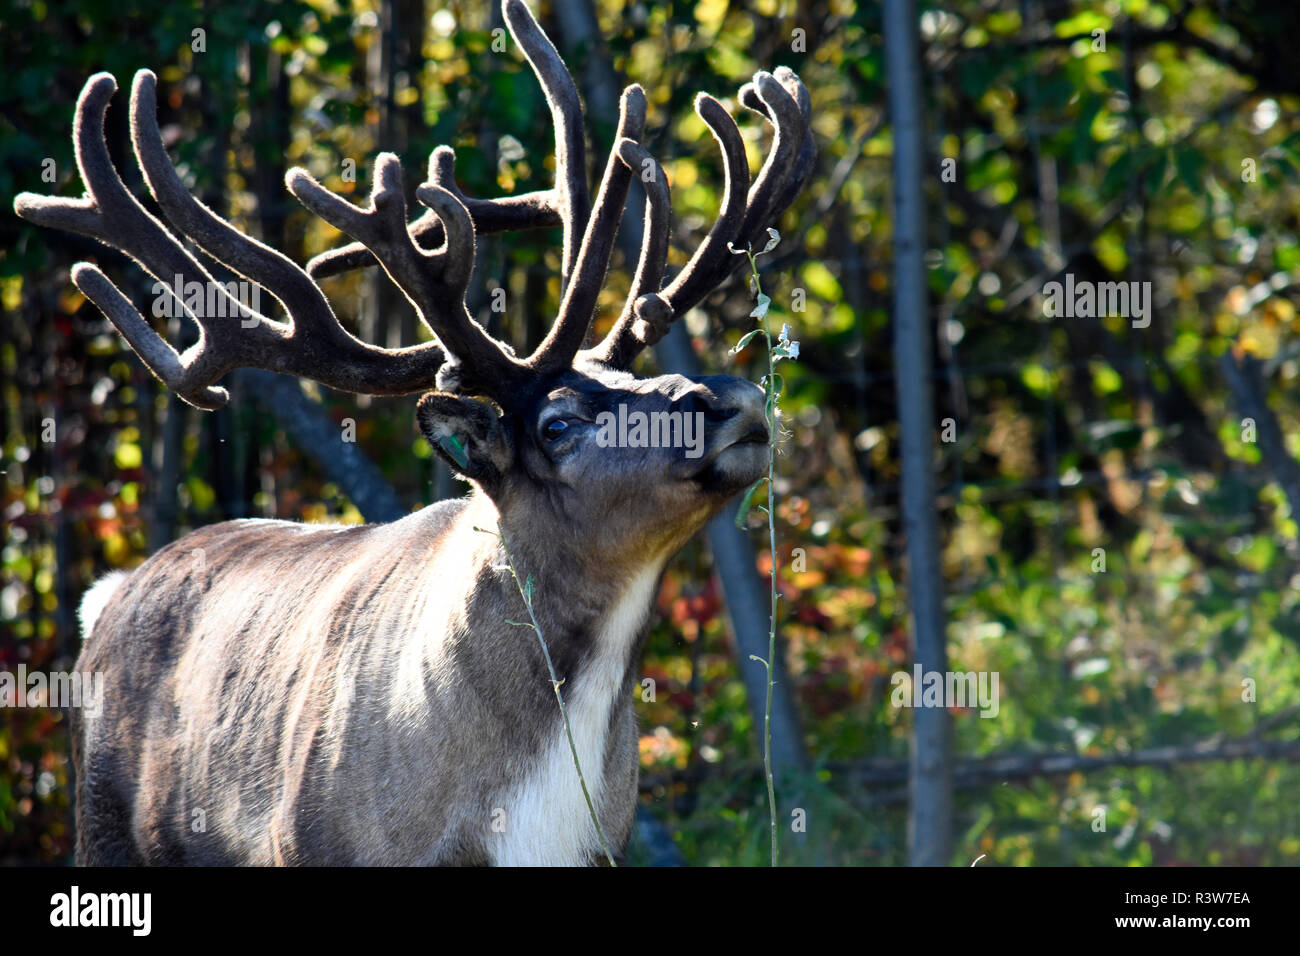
308,0,814,376
308,0,651,379
15,0,814,409
13,70,523,409
582,66,815,369
307,0,595,295
308,17,813,374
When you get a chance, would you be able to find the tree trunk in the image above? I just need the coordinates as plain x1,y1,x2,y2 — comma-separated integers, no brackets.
883,0,952,866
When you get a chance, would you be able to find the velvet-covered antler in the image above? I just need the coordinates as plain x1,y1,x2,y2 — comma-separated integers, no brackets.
13,70,531,408
15,0,816,409
583,67,816,370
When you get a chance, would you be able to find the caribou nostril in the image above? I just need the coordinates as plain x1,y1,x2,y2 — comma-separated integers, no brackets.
703,404,740,423
681,390,740,423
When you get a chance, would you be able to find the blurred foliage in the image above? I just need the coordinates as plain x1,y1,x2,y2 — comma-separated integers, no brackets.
4,0,1300,866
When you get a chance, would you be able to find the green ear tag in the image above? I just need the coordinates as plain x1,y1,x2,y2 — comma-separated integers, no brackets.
437,434,469,469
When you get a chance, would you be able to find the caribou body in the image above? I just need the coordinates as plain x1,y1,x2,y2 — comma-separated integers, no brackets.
18,0,813,865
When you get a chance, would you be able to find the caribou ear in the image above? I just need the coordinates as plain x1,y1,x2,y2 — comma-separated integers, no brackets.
416,392,514,488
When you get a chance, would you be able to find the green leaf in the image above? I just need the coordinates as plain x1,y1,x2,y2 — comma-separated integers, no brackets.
734,477,768,529
731,328,767,354
1100,150,1134,198
762,373,786,414
1144,150,1171,195
1173,147,1205,193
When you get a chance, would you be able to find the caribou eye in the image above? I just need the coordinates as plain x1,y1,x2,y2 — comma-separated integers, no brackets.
542,418,570,441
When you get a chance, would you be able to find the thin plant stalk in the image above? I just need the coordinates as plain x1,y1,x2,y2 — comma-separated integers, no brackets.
476,525,617,867
759,262,779,870
730,229,794,868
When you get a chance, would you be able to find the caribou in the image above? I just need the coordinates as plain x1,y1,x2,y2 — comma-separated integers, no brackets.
15,0,813,865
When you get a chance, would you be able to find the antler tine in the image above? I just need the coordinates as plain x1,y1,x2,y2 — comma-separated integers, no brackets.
287,153,529,397
528,84,647,374
306,166,561,279
578,140,672,370
653,94,751,320
70,262,223,405
613,141,671,327
586,69,812,370
728,72,806,254
502,0,590,294
740,67,817,228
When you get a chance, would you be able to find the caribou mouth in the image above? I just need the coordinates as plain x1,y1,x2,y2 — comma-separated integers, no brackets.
689,432,768,493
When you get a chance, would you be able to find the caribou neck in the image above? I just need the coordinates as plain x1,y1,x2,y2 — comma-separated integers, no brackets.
442,493,670,686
